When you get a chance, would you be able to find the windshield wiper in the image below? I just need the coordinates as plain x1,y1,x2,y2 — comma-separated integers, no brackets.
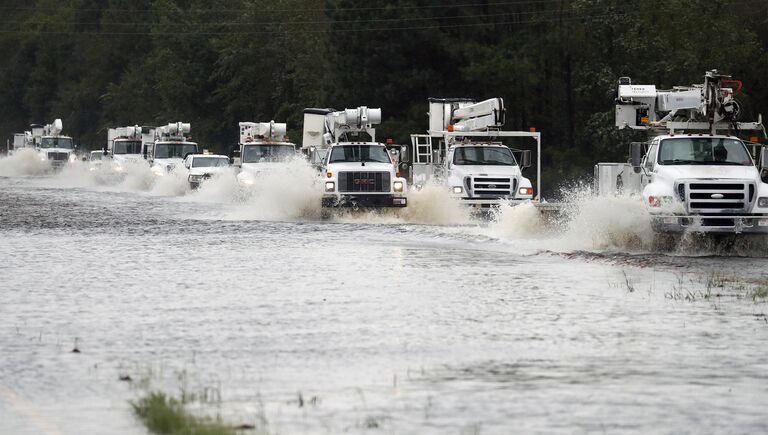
710,161,747,166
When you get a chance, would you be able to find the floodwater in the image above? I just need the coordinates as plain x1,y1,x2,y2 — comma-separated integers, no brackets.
1,152,768,434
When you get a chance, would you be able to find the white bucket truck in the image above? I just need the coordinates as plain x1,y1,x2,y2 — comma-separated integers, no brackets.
143,122,198,176
595,70,768,233
104,125,153,173
9,119,77,169
302,106,408,208
409,98,539,208
234,121,297,187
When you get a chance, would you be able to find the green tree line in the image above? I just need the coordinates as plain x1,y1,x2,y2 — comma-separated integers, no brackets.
1,0,767,188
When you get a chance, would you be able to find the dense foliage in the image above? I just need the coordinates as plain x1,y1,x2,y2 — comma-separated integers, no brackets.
1,0,766,187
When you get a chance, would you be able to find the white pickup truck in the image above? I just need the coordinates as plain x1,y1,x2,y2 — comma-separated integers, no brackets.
182,154,231,189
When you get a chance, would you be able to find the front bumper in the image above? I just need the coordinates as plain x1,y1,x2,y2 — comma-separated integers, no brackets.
651,215,768,234
322,194,407,208
457,197,532,208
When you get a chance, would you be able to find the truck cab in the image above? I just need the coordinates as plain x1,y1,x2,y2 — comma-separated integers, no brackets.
637,134,768,232
183,153,231,189
14,119,77,170
444,142,533,206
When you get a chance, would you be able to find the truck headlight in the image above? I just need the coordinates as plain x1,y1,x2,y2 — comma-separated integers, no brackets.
68,154,76,163
151,166,164,177
325,181,335,192
758,197,768,208
648,196,672,207
518,187,533,196
189,174,203,182
451,186,463,194
393,181,404,193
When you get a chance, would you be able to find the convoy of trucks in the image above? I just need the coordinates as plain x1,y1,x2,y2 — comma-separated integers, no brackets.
5,69,767,235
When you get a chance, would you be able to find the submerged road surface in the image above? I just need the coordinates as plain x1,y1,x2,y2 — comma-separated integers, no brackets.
1,170,767,434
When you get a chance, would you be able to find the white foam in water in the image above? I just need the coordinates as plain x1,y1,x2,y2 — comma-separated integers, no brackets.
199,158,324,221
0,149,51,176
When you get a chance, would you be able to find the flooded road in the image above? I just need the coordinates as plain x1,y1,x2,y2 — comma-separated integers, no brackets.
1,162,768,434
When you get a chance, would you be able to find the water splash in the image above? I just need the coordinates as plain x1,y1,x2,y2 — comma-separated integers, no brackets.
0,149,51,176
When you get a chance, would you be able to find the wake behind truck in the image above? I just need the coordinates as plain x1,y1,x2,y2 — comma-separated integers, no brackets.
302,106,408,207
595,70,768,233
409,97,539,208
8,119,76,169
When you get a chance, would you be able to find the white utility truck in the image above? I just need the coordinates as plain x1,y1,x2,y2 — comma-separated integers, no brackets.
183,153,231,189
234,121,297,187
595,70,768,233
143,122,198,176
9,119,77,169
106,125,152,168
409,98,539,208
302,106,408,208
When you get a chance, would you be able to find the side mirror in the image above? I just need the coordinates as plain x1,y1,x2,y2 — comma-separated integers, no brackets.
400,145,409,163
520,150,532,168
760,147,768,171
630,142,644,172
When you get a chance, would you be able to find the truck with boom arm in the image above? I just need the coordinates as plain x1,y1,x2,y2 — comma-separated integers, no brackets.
143,122,198,177
8,119,76,170
409,98,540,208
595,70,768,233
234,121,297,187
302,106,408,208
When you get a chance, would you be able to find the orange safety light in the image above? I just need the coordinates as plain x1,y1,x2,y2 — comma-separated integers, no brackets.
529,127,536,133
640,117,649,124
447,125,454,132
396,172,401,177
386,138,393,145
750,136,759,143
326,171,332,178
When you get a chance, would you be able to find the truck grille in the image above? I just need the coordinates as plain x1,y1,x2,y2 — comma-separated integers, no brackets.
470,177,516,198
48,152,69,161
679,181,755,214
338,171,390,193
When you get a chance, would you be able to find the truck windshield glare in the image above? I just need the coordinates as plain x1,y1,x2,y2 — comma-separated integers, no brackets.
192,157,229,168
242,144,295,163
155,143,198,159
40,137,73,149
329,145,391,163
453,146,516,166
658,138,752,166
114,140,142,154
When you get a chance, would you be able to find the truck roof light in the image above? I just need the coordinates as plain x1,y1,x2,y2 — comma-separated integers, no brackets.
447,125,454,132
640,117,649,124
386,138,393,144
326,171,332,178
529,127,536,132
750,136,759,143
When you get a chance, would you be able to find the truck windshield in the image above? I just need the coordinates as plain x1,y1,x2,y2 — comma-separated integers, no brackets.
453,146,516,166
658,138,752,166
114,140,142,154
155,142,198,159
241,144,295,163
40,137,73,149
90,152,103,161
192,157,229,168
328,145,391,163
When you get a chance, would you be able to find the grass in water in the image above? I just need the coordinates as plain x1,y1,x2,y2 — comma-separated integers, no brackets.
132,392,235,435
